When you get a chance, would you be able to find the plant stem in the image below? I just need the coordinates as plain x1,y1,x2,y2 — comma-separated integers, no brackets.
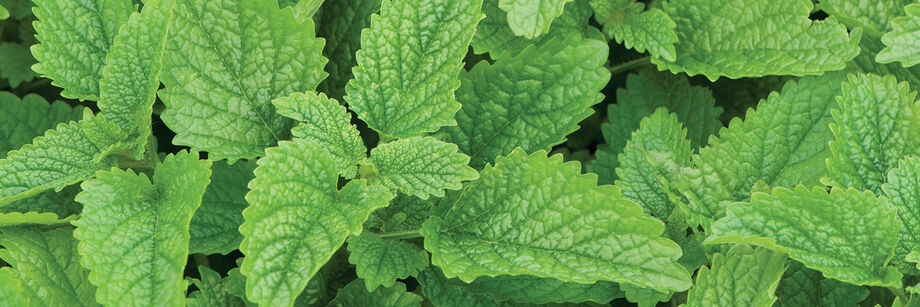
608,56,651,75
377,229,423,240
193,254,211,269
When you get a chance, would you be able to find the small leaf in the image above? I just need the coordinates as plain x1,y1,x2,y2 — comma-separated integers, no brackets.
0,92,83,157
368,137,478,199
347,233,429,291
473,0,600,60
590,0,677,61
684,245,787,307
187,266,246,307
878,4,920,66
776,261,869,306
328,279,422,307
0,43,37,87
189,160,255,255
0,211,74,227
497,0,572,38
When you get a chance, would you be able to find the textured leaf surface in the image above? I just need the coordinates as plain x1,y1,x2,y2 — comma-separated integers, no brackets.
273,91,365,179
590,0,677,61
654,0,859,80
459,275,622,304
422,149,691,292
0,43,37,87
684,245,786,307
0,268,29,307
878,4,920,67
73,151,212,307
368,193,434,232
0,187,82,218
329,279,422,307
678,73,845,227
0,211,74,226
0,92,82,157
473,0,599,60
707,186,902,287
0,226,98,307
776,261,869,306
820,0,913,34
368,137,478,199
316,0,380,99
239,138,393,307
882,157,920,272
189,160,255,255
346,0,482,138
825,73,920,194
417,268,524,307
591,69,721,184
442,33,609,168
347,233,429,291
497,0,572,38
161,0,327,161
187,266,245,307
31,0,134,100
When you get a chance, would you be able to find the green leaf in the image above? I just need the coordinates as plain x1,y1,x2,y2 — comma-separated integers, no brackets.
273,91,366,179
187,266,245,307
0,211,74,226
614,108,691,219
458,275,622,304
882,157,920,273
417,267,522,307
367,137,478,199
421,149,691,292
291,0,323,21
0,92,83,157
369,193,434,232
442,33,609,168
31,0,135,100
825,73,920,194
684,245,786,307
677,73,846,227
0,268,29,307
0,112,118,207
0,4,8,19
347,233,429,292
240,138,394,307
0,43,37,87
345,0,483,139
591,68,721,184
189,160,255,255
0,226,99,307
776,261,869,306
315,0,380,99
654,0,860,80
97,0,176,158
707,186,903,287
0,0,32,20
328,279,422,307
497,0,572,38
160,0,328,161
820,0,913,35
878,4,920,67
473,0,600,60
73,151,212,307
0,187,82,218
590,0,677,61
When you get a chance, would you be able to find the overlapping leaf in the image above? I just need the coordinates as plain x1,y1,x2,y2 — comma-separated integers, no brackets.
0,268,29,306
458,275,622,304
820,0,913,34
0,211,74,226
684,245,786,307
776,261,869,306
328,279,422,307
367,137,478,199
187,266,245,307
189,160,255,255
316,0,380,99
882,157,920,272
878,4,920,67
473,0,599,60
0,43,37,87
347,233,429,291
590,0,677,61
497,0,572,38
0,92,82,157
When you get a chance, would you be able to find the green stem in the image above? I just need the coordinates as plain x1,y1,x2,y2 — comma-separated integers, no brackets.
377,230,422,240
608,56,651,75
193,254,211,269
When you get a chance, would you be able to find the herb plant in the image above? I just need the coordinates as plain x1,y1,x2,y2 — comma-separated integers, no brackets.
4,0,920,306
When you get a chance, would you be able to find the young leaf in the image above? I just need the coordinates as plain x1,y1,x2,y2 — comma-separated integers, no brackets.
707,186,902,287
684,245,787,307
826,74,920,194
328,279,422,307
622,284,671,307
0,226,98,306
882,157,920,272
187,266,245,307
31,0,134,100
347,233,429,291
776,261,869,306
369,193,435,232
189,160,255,255
820,0,913,34
473,0,599,60
367,137,478,199
0,268,29,307
878,4,920,66
0,92,83,157
678,73,846,227
441,33,609,168
590,0,677,61
458,275,622,304
239,138,394,307
421,149,691,292
654,0,860,80
497,0,572,38
160,0,328,161
273,91,366,179
0,43,37,87
73,151,212,307
315,0,380,99
346,0,483,139
0,211,74,227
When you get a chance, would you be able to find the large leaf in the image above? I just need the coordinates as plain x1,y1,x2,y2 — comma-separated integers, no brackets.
0,92,83,157
73,151,212,307
421,149,691,292
347,233,429,292
239,138,393,307
367,137,478,199
189,160,255,255
684,245,786,307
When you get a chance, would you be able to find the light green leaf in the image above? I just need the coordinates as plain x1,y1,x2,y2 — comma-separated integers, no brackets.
160,0,328,161
328,279,422,307
0,211,74,227
189,160,255,255
316,0,380,99
368,193,434,232
654,0,860,80
442,33,609,168
0,43,37,87
590,0,677,61
497,0,572,38
591,68,721,184
0,4,8,19
825,73,920,194
677,73,846,227
614,108,691,219
31,0,134,100
878,4,920,67
73,151,212,307
367,137,478,199
0,268,29,307
239,138,394,307
422,149,691,292
776,261,869,307
0,92,83,157
0,112,118,207
820,0,913,35
882,157,920,273
0,0,31,20
291,0,323,21
347,233,429,291
458,275,622,304
346,0,483,139
0,187,82,218
273,91,366,179
684,245,786,307
187,266,245,307
473,0,600,60
707,186,902,287
0,226,99,307
97,0,176,158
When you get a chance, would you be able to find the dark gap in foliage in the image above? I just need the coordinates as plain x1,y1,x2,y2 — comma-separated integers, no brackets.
809,10,829,21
